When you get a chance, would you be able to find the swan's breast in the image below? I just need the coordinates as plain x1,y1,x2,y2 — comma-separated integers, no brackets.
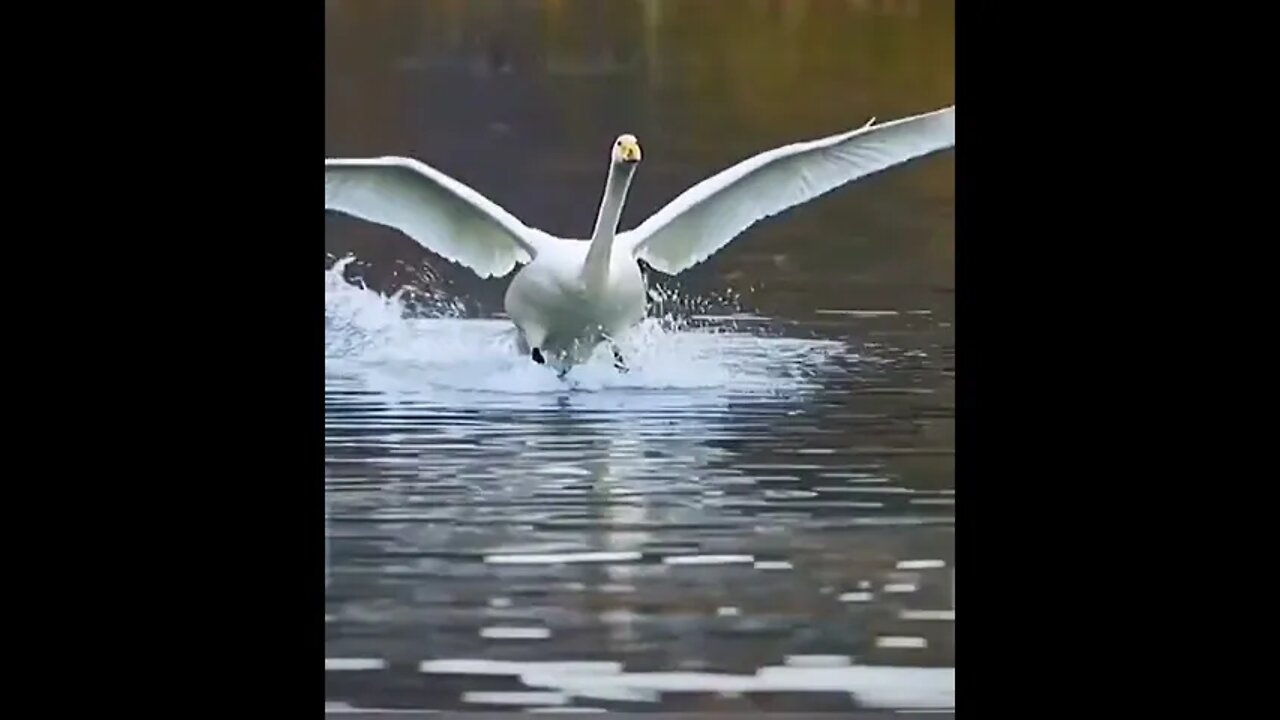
504,245,645,336
504,248,589,320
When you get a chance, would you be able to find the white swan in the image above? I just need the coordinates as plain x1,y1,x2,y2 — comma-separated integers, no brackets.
325,105,955,373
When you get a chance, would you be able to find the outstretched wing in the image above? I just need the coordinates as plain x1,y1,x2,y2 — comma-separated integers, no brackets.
620,106,955,275
325,156,543,278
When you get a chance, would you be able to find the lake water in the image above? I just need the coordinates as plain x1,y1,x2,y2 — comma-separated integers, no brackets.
325,0,955,713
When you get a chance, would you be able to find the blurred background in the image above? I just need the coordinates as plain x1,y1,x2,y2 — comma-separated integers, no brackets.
325,0,954,713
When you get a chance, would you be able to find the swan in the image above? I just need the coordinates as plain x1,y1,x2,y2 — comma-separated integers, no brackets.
325,105,955,374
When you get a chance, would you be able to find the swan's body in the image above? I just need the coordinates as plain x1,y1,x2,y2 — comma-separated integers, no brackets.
325,105,955,373
503,235,648,368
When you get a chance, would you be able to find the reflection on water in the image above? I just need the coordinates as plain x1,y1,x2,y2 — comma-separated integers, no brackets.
325,0,953,713
325,264,954,712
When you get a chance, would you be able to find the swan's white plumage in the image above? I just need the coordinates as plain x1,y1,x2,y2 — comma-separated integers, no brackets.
325,156,545,278
324,106,955,371
620,105,955,275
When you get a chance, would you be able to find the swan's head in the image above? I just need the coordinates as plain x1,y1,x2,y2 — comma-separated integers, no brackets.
613,134,642,166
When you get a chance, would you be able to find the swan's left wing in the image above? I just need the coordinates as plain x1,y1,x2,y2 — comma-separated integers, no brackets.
326,156,544,279
620,105,955,275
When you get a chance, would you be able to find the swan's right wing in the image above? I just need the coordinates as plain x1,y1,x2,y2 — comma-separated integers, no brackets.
620,106,955,275
325,156,542,278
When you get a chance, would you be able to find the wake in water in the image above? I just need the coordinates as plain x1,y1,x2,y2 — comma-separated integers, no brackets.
324,257,847,397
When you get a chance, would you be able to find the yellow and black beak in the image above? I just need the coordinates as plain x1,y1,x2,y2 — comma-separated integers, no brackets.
620,139,642,164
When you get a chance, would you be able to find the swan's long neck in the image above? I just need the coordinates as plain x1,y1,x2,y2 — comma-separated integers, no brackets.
583,161,635,291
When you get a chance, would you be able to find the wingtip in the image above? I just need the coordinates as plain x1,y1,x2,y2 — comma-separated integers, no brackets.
325,155,416,168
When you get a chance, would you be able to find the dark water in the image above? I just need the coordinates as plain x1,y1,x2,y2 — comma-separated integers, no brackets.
325,0,954,713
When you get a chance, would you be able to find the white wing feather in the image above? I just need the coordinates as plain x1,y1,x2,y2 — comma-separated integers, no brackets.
325,156,543,279
621,105,955,275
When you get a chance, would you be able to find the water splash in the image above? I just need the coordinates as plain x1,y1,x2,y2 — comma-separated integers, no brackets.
324,257,848,399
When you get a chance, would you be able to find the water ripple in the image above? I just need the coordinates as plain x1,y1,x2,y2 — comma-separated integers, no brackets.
325,265,954,711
